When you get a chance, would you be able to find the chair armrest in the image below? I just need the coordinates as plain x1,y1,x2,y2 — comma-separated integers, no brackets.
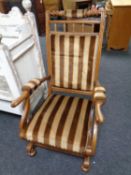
93,85,106,124
85,86,106,155
11,91,29,108
11,75,51,108
85,84,106,156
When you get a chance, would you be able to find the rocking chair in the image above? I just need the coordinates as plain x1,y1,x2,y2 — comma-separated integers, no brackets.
11,9,106,172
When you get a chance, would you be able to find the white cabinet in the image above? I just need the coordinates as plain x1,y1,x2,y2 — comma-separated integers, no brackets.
0,0,47,115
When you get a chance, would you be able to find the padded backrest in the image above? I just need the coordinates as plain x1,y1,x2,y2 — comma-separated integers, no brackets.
46,9,105,93
51,34,99,91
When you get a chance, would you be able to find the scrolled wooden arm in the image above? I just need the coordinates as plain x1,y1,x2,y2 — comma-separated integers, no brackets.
11,75,51,108
93,86,106,124
11,91,29,108
85,85,106,156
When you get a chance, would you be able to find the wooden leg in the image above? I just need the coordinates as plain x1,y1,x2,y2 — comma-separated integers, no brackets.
81,157,90,172
26,142,37,157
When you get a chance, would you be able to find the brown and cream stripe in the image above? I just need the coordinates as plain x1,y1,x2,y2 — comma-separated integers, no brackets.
51,34,98,91
25,94,92,154
22,78,41,94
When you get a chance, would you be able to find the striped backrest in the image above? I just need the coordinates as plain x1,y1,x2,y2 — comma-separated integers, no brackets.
46,10,105,93
51,34,99,91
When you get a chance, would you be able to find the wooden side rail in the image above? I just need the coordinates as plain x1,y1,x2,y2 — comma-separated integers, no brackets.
49,9,103,17
11,75,51,108
85,121,98,156
91,122,98,154
19,98,30,137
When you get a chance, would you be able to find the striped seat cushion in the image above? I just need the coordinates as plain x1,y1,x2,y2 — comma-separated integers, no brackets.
51,34,99,91
25,94,92,154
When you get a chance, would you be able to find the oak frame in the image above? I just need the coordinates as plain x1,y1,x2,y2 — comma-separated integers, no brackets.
11,9,106,172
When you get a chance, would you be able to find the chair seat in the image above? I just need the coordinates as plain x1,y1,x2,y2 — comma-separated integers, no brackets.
25,94,92,154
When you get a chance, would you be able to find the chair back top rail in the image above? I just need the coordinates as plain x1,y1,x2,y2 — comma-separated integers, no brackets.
48,9,104,18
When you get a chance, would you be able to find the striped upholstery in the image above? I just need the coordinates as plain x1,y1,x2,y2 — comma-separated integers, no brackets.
22,78,41,94
51,34,99,91
25,94,92,154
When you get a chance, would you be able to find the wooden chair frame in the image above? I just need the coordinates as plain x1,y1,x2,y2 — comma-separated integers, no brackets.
11,9,106,172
